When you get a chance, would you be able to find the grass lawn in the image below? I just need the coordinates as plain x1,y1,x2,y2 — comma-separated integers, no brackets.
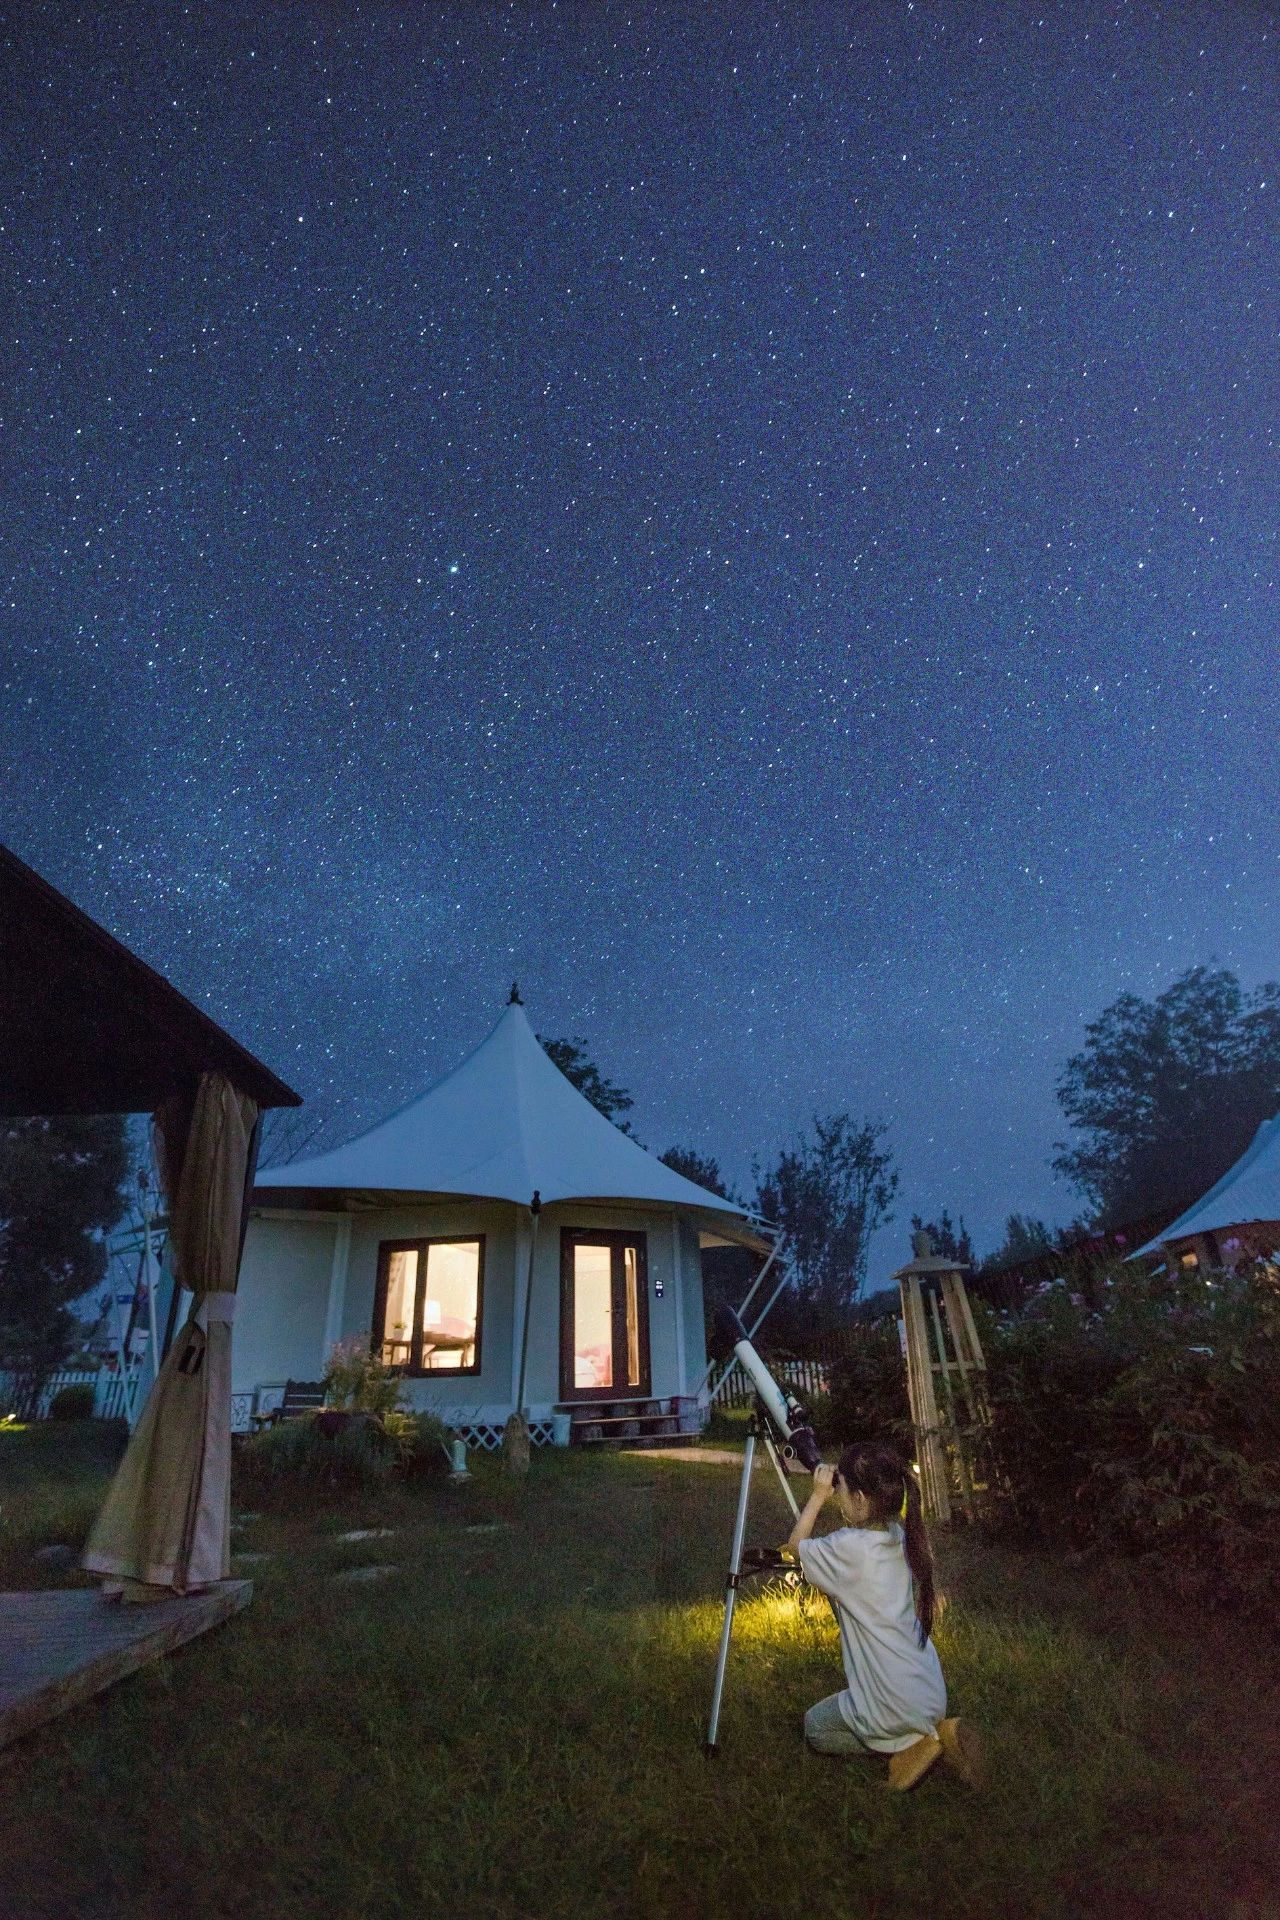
1,1423,1277,1920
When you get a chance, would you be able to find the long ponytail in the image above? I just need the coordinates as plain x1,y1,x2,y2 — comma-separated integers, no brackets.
835,1443,936,1648
900,1471,935,1648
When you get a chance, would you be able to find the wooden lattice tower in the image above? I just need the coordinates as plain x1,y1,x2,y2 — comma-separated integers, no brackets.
894,1231,990,1524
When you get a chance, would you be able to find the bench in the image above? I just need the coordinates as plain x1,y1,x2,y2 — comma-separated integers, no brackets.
250,1380,326,1431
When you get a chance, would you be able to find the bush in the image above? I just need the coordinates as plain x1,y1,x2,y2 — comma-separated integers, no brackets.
982,1268,1280,1614
384,1409,450,1480
1083,1285,1280,1611
813,1320,912,1454
982,1282,1137,1548
323,1336,404,1416
46,1383,96,1421
235,1411,396,1496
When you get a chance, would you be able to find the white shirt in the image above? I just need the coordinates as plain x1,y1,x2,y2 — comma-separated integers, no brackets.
798,1522,946,1752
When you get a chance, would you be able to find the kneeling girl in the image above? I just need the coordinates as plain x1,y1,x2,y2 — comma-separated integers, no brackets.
787,1443,979,1791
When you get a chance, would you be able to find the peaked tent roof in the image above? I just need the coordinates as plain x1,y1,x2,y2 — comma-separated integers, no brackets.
1135,1111,1280,1255
255,1000,760,1234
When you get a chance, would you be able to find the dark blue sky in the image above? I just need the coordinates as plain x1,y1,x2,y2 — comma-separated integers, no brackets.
3,3,1277,1274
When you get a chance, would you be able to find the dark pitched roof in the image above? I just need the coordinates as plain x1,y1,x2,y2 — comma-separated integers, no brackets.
0,843,300,1115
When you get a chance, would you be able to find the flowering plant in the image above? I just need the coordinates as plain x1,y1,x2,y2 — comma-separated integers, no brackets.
322,1335,405,1417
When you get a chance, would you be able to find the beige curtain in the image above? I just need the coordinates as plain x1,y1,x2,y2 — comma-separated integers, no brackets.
83,1073,259,1595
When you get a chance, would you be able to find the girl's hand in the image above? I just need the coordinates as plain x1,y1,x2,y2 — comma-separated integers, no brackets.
788,1462,835,1559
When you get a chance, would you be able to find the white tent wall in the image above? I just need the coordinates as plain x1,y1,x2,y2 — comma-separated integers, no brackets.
340,1200,521,1410
232,1199,709,1432
234,1213,341,1393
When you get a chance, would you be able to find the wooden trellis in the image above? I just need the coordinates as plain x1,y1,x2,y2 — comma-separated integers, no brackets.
895,1232,991,1524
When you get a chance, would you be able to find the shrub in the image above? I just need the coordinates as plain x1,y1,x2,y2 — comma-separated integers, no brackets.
981,1268,1280,1613
1082,1284,1280,1612
323,1335,404,1416
813,1319,912,1453
46,1383,95,1422
702,1402,750,1442
384,1409,450,1480
235,1411,396,1496
981,1283,1136,1547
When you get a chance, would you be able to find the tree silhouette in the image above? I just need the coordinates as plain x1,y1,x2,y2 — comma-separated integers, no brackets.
910,1208,974,1267
1054,965,1280,1224
755,1114,898,1312
660,1145,730,1198
538,1034,636,1134
0,1114,129,1412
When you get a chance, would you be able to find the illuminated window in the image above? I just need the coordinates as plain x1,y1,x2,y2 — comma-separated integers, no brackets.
560,1231,650,1400
374,1238,483,1374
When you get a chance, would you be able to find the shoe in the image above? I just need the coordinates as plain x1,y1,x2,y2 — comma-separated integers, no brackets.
937,1716,985,1789
886,1733,942,1791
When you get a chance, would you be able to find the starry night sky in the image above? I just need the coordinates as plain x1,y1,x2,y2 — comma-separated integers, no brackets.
3,3,1277,1273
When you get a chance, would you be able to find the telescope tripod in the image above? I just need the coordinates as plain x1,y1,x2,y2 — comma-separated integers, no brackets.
704,1410,804,1755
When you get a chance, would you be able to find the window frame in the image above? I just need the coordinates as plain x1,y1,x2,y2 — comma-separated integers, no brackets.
559,1228,651,1402
371,1233,486,1377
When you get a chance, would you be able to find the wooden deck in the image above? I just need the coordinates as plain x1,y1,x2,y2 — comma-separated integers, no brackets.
0,1580,252,1749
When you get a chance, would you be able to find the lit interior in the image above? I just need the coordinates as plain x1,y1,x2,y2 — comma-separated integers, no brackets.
421,1241,480,1369
573,1244,614,1388
623,1245,640,1387
378,1239,480,1370
380,1249,419,1366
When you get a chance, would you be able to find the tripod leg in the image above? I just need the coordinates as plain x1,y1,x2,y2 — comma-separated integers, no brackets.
760,1429,801,1519
705,1429,756,1755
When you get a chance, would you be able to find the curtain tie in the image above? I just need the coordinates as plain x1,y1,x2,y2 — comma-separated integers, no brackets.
194,1291,238,1329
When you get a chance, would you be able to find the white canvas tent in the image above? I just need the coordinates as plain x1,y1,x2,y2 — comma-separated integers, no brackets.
237,996,769,1446
1136,1110,1280,1267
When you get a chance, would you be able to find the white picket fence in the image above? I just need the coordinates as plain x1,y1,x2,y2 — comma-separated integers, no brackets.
714,1354,829,1411
0,1366,145,1422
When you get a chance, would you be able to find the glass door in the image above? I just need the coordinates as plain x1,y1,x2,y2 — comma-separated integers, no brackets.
559,1230,650,1400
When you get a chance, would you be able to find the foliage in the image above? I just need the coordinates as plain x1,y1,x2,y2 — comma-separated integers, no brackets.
384,1408,451,1479
911,1208,974,1267
811,1320,913,1453
979,1213,1057,1272
1053,964,1280,1223
538,1034,636,1133
235,1412,397,1495
754,1113,898,1311
46,1382,96,1421
659,1145,730,1198
0,1415,126,1587
982,1278,1140,1547
323,1334,405,1416
982,1268,1280,1613
0,1115,130,1414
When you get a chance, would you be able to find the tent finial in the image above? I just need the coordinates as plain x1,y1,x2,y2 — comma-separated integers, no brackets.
508,981,523,1006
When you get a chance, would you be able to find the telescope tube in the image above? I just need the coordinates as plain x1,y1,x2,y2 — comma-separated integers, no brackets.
717,1306,823,1471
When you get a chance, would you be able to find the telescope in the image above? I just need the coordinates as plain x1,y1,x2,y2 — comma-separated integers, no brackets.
704,1306,825,1752
716,1303,823,1472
